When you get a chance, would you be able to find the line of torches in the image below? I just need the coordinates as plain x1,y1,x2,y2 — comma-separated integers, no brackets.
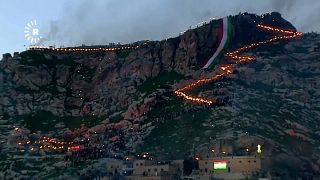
15,127,78,152
175,65,233,105
225,24,303,62
28,45,139,52
175,23,303,105
17,138,70,152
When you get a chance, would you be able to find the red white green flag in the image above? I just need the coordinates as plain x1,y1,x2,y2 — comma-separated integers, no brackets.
201,16,233,69
214,161,227,170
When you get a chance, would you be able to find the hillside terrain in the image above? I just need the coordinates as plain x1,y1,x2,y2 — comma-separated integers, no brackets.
0,12,320,179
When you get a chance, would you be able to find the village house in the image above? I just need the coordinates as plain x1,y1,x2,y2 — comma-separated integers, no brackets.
124,159,181,180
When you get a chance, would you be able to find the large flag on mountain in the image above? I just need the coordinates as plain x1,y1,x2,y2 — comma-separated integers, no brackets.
201,16,233,69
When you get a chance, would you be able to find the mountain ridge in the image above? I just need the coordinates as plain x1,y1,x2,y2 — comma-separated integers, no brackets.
1,12,320,179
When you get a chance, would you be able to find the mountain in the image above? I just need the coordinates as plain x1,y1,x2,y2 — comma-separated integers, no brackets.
0,12,320,179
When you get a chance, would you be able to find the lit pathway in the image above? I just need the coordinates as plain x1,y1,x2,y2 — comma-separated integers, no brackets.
28,45,139,52
175,24,303,105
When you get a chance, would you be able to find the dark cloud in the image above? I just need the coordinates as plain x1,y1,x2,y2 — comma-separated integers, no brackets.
43,0,320,46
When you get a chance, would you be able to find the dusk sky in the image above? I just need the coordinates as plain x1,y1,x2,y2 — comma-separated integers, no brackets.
1,0,320,56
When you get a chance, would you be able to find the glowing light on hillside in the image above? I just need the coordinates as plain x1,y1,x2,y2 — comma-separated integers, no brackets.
13,129,76,152
174,24,302,105
28,45,139,52
69,146,80,151
257,24,303,35
257,144,262,153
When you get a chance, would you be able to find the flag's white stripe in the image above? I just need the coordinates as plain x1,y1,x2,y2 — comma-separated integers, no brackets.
214,162,226,168
203,17,229,69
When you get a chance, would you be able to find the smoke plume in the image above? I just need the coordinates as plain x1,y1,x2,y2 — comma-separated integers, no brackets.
43,0,320,46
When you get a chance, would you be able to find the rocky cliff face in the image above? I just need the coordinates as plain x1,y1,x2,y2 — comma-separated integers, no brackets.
1,12,320,179
0,12,295,119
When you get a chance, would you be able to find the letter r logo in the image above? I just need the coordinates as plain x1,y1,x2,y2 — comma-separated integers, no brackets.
33,28,39,36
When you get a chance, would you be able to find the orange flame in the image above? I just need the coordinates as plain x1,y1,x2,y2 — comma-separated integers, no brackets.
175,24,303,105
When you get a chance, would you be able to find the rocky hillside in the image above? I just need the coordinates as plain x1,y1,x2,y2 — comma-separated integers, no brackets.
1,12,320,179
0,12,296,119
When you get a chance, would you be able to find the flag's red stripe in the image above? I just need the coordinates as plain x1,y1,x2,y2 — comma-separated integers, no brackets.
200,19,224,68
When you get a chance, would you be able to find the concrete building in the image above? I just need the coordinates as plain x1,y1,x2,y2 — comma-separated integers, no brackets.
105,158,125,175
124,159,181,180
198,156,262,179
